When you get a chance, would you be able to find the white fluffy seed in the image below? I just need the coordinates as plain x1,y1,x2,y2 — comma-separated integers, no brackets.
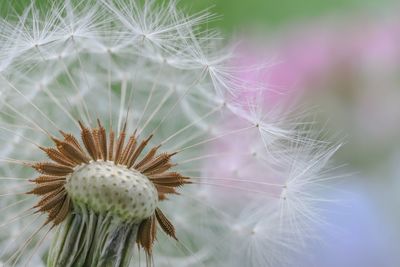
65,161,158,222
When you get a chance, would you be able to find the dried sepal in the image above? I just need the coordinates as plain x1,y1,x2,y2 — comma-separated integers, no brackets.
108,130,115,161
60,130,84,152
36,190,67,213
39,147,75,167
120,134,137,165
155,184,177,195
97,119,108,161
155,208,177,240
52,138,90,164
149,172,190,187
53,197,71,225
114,123,127,164
134,145,160,169
29,119,186,250
92,128,103,160
137,215,157,254
33,162,73,176
29,175,65,184
44,197,64,225
143,163,176,176
127,134,153,168
27,180,65,195
79,121,98,160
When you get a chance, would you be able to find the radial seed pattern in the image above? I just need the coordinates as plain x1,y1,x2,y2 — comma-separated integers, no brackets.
28,119,189,255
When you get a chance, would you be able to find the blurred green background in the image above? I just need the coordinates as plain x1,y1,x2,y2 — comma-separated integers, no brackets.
0,0,395,31
1,0,399,266
185,0,394,31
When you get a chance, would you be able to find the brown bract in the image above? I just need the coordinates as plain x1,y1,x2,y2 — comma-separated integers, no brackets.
27,119,190,256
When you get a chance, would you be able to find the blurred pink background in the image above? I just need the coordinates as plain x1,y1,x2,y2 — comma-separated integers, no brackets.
228,12,400,267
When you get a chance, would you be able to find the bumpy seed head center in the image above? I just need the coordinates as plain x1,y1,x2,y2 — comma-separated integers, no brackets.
29,119,185,254
65,161,158,222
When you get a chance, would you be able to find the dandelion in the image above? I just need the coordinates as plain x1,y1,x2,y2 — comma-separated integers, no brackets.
0,1,341,266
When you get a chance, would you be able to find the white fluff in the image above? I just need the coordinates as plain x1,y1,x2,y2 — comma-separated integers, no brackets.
0,1,341,266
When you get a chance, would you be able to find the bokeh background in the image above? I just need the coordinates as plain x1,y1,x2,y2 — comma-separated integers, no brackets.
209,1,400,266
204,2,400,266
1,0,399,266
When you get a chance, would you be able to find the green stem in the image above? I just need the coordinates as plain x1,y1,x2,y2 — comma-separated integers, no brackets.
47,205,138,267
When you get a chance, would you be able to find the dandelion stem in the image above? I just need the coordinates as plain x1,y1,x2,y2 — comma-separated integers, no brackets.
48,205,139,267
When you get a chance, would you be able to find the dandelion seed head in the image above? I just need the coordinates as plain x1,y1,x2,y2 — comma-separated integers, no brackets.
0,0,342,266
65,161,158,222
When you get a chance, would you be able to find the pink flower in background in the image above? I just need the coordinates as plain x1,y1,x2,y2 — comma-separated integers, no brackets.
203,13,400,267
231,28,334,108
231,16,400,106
